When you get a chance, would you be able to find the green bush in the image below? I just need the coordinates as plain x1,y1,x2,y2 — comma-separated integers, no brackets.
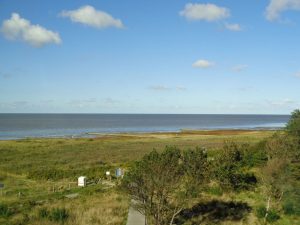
49,208,69,222
283,201,296,215
38,207,69,223
242,141,268,167
0,204,14,218
38,208,49,219
256,206,266,218
266,210,280,223
256,206,280,223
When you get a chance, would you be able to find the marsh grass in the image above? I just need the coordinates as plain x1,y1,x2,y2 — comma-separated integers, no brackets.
0,130,274,224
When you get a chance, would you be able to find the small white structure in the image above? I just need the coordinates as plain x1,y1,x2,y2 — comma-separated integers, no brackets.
115,168,124,178
78,176,87,187
105,171,111,180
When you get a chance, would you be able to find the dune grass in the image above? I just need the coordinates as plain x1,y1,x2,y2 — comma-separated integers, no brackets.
0,130,275,224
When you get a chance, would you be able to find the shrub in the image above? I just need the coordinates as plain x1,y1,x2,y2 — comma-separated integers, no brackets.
256,206,266,218
49,208,69,222
242,141,268,167
255,206,280,223
286,109,300,137
38,208,49,219
38,207,69,223
0,203,14,218
266,210,280,223
283,201,295,215
214,142,258,191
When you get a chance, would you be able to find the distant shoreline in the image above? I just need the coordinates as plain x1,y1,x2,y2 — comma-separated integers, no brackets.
0,128,283,141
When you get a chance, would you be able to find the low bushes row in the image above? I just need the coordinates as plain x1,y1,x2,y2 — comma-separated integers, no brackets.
27,165,112,181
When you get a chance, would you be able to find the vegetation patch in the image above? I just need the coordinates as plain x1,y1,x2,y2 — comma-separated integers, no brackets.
38,207,69,222
0,203,14,218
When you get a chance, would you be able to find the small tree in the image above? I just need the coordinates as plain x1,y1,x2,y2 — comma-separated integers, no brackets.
286,109,300,137
122,146,210,225
261,135,294,223
261,157,287,223
214,142,257,192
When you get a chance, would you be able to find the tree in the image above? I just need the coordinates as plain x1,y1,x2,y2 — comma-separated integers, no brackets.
261,157,288,223
122,146,210,225
214,142,257,192
261,134,295,223
286,109,300,137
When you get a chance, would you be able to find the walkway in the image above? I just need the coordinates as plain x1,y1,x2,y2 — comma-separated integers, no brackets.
126,201,146,225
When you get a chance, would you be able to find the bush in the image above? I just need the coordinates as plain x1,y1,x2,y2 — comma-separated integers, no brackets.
286,109,300,137
38,208,49,219
266,210,280,223
0,204,14,218
49,208,69,222
283,201,296,215
256,206,266,218
255,206,280,223
38,207,69,223
242,141,268,167
214,143,258,191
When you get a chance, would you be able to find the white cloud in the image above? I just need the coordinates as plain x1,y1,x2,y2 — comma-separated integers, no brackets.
266,0,300,21
60,5,124,29
232,64,248,72
1,13,61,47
180,3,230,21
224,22,242,31
192,59,215,68
295,71,300,77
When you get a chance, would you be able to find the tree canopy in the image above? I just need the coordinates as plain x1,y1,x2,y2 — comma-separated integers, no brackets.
286,109,300,137
122,146,210,225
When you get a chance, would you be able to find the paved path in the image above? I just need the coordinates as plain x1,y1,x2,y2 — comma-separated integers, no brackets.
126,201,145,225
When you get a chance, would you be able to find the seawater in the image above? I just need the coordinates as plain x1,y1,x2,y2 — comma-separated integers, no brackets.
0,114,290,140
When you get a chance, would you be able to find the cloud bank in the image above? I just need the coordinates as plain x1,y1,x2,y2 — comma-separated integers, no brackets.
180,3,230,21
266,0,300,21
1,13,61,47
60,5,124,29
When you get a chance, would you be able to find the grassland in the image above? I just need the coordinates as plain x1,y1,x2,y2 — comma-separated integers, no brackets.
0,130,282,224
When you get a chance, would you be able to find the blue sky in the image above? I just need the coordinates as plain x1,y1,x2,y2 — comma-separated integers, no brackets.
0,0,300,114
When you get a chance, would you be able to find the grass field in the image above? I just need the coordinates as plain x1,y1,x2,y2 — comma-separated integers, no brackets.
0,130,284,224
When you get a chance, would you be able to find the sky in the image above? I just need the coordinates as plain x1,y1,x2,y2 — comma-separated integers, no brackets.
0,0,300,114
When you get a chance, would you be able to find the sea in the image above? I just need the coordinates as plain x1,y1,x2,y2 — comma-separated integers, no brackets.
0,113,290,140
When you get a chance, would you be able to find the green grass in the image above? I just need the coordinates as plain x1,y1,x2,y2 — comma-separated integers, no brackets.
0,130,279,224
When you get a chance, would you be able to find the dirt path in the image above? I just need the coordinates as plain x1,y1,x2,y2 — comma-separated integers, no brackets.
126,201,145,225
